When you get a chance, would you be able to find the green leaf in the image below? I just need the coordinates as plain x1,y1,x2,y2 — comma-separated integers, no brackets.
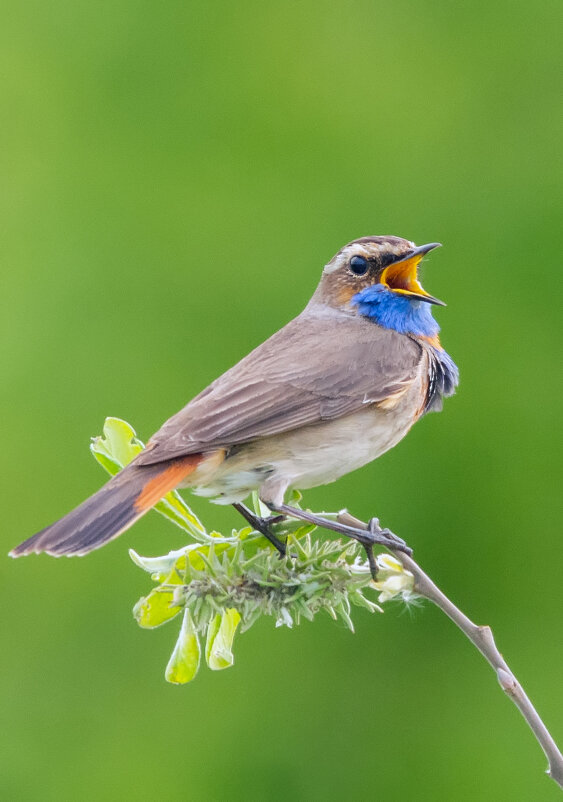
205,614,221,661
165,611,201,684
286,488,303,507
153,491,209,540
336,599,355,632
205,609,241,670
91,417,211,541
129,546,193,578
349,590,383,614
250,490,280,520
270,521,315,540
133,586,182,629
90,417,143,473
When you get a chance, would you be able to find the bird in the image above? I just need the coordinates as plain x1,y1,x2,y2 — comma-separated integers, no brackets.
10,236,458,566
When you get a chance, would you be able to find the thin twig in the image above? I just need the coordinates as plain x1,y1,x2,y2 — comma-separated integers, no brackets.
338,512,563,791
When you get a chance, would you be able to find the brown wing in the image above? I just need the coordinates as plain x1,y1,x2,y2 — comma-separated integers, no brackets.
136,310,423,465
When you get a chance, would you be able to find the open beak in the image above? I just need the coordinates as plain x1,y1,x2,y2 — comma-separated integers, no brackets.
380,242,446,306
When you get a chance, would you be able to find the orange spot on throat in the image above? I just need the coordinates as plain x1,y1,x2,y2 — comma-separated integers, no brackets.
135,455,202,512
419,333,442,349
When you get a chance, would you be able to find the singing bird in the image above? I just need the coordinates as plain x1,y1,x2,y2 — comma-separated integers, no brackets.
10,236,458,562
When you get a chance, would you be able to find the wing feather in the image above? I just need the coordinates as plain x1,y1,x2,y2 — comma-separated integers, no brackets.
136,310,423,465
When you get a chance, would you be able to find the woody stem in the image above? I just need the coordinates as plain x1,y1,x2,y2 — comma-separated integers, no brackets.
338,511,563,791
271,503,413,555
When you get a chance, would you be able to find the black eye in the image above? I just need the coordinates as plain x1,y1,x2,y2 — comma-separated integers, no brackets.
349,255,369,275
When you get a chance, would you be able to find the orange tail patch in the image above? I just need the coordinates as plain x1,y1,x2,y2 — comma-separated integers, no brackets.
134,455,202,513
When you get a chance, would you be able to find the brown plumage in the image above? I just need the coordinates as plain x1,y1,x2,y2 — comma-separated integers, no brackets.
10,235,457,559
137,312,422,464
11,457,201,557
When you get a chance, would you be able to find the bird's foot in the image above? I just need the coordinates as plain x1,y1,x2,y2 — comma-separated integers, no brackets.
363,518,410,578
269,504,412,578
232,503,287,555
367,517,409,550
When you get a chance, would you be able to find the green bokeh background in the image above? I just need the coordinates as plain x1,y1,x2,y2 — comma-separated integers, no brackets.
2,1,562,799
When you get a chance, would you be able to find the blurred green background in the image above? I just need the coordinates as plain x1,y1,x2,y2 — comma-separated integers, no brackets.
2,0,562,799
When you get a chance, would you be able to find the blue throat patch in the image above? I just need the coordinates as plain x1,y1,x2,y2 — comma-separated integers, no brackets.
351,284,440,338
352,284,460,408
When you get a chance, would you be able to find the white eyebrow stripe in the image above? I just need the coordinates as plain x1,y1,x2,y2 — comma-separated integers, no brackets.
323,244,366,274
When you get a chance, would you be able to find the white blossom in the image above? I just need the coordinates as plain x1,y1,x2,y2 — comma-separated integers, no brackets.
372,554,417,603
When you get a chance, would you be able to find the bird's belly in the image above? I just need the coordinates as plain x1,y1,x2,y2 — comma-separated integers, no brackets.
189,400,420,507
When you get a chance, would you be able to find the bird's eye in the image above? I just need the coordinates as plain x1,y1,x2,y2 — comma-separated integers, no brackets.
349,255,369,275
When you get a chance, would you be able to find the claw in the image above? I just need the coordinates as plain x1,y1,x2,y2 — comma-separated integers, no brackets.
368,517,410,552
363,543,378,579
232,503,287,555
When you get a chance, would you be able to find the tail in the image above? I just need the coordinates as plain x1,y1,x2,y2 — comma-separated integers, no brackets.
9,455,201,558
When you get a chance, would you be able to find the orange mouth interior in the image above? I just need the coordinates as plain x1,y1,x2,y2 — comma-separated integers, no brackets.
380,254,431,299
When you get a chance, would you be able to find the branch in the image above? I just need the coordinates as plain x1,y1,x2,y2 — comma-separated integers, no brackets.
339,511,563,790
92,418,563,789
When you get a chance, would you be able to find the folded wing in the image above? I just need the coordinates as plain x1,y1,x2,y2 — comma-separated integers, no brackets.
136,311,423,466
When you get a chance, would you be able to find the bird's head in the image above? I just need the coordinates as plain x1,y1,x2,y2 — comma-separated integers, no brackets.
311,236,445,339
